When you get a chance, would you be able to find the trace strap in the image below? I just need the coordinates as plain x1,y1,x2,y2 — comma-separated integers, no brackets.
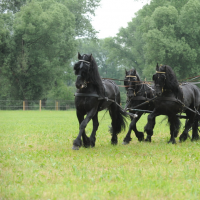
74,92,138,118
129,96,158,110
74,93,99,98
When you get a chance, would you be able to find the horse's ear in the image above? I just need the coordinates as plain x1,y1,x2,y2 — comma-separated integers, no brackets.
125,69,128,75
156,63,159,71
133,69,137,75
78,52,81,60
89,54,93,61
164,65,166,71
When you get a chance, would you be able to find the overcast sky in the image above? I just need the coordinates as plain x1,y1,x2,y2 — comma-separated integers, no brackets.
91,0,150,38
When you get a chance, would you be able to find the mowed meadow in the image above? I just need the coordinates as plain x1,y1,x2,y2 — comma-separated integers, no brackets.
1,110,200,200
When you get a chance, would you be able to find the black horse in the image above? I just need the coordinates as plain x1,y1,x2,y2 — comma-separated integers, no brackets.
144,64,200,144
122,69,155,144
72,53,128,150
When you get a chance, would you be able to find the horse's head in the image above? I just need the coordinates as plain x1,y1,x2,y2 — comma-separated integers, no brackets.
74,53,92,89
153,63,166,96
124,69,139,98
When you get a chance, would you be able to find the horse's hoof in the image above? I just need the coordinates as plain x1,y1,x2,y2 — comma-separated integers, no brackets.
111,142,118,145
138,137,144,142
168,140,176,144
179,138,186,143
72,145,79,150
144,138,151,142
122,141,129,145
90,142,95,148
191,137,200,142
83,144,90,148
144,135,151,142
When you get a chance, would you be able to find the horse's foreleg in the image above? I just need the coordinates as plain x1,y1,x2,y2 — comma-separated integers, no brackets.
168,115,180,144
144,111,158,142
179,118,193,142
191,115,200,141
76,111,90,148
109,104,119,145
123,112,143,145
72,105,99,150
89,113,99,147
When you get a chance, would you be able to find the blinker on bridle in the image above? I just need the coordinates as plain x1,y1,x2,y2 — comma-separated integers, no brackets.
126,75,138,97
79,60,90,69
77,59,91,89
155,71,166,94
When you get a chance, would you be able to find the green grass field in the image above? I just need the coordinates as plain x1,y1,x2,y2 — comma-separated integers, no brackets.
1,110,200,199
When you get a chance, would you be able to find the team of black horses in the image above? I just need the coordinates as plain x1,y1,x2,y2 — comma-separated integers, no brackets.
72,53,200,150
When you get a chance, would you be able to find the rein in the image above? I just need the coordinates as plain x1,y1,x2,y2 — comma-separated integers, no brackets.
102,77,153,84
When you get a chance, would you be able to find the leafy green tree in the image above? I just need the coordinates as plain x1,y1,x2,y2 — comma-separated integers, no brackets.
143,1,200,79
63,0,100,38
0,0,27,13
46,79,74,101
104,20,145,78
0,0,100,101
110,0,199,80
1,0,76,100
0,0,100,38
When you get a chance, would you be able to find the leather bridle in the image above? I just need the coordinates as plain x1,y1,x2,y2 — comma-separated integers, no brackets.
76,58,91,88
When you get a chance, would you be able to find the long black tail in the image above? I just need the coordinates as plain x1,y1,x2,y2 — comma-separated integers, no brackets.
109,103,128,134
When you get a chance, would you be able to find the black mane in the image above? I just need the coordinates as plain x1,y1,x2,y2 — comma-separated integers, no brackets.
158,65,181,98
89,55,104,97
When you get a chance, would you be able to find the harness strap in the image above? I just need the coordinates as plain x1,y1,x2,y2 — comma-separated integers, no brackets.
130,96,158,110
74,93,99,98
131,96,149,101
103,79,118,102
74,93,137,118
104,98,137,118
156,96,181,104
176,99,200,116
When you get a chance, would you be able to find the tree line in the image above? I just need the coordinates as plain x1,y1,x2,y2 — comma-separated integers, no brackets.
0,0,200,103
